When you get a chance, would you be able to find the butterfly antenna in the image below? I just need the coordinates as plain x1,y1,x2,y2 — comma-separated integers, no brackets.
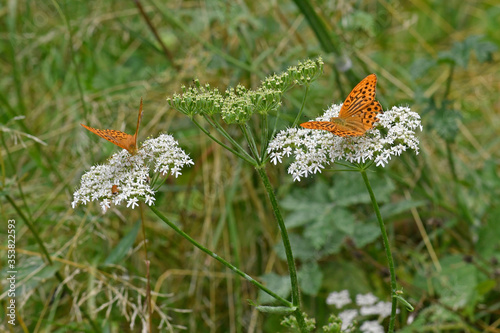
135,97,144,138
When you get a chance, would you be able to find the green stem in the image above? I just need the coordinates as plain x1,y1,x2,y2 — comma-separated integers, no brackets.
205,115,256,163
360,170,397,332
255,167,307,332
149,205,293,307
260,113,269,161
292,85,309,128
240,124,260,162
190,117,254,164
254,168,299,303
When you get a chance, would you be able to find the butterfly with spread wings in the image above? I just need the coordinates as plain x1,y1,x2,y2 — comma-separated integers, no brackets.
300,74,383,136
81,98,144,155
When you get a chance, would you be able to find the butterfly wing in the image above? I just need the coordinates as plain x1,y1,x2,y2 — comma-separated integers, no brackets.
300,74,382,137
300,121,337,132
81,98,144,155
80,124,136,154
300,120,365,137
339,74,378,118
339,74,383,134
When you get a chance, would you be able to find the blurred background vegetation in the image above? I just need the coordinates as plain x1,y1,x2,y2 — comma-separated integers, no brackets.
1,0,500,332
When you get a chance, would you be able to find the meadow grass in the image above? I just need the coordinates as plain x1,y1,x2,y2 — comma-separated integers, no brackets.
1,1,499,332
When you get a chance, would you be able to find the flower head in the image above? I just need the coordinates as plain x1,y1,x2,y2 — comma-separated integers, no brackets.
72,134,194,213
167,58,324,124
268,105,422,181
326,290,352,308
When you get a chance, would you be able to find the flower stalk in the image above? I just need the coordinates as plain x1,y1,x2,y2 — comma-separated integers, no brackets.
149,205,293,307
255,166,308,332
360,169,397,332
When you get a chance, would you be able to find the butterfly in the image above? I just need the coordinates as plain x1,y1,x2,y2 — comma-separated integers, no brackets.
300,74,383,136
81,98,144,155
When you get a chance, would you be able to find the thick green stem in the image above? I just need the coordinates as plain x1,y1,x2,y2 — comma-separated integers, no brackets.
255,167,307,332
149,205,293,307
360,170,398,332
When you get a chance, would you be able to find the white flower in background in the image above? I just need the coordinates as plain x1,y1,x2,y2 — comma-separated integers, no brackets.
360,320,385,333
338,309,358,331
360,301,394,318
72,134,194,213
326,290,398,331
326,289,352,308
356,293,378,306
268,105,422,181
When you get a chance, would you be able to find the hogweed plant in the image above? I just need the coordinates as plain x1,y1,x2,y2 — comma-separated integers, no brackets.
268,84,422,330
167,59,421,331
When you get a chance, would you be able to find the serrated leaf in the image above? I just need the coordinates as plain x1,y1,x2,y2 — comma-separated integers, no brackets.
329,172,395,206
258,273,291,304
282,181,333,228
304,208,355,249
379,199,427,218
274,233,317,261
438,35,497,68
298,262,323,296
351,222,380,247
432,255,480,313
317,231,346,256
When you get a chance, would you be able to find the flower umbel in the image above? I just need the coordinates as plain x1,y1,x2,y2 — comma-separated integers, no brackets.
72,134,194,213
268,105,422,181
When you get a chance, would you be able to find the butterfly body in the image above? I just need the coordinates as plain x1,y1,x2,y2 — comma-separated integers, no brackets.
111,185,119,195
300,74,382,137
81,98,144,155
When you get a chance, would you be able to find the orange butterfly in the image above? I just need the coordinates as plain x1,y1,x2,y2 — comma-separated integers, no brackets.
300,74,383,136
81,98,144,155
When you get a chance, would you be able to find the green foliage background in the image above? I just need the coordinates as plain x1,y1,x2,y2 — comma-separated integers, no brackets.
1,0,499,332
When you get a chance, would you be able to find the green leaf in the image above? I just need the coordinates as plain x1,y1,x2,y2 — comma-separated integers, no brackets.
304,208,355,249
476,279,496,296
425,98,462,142
379,199,427,218
275,233,318,261
438,35,497,68
476,205,500,261
103,220,141,265
329,172,395,206
430,255,481,314
409,57,437,79
282,181,332,228
298,262,323,296
258,273,291,304
255,305,297,314
351,222,380,247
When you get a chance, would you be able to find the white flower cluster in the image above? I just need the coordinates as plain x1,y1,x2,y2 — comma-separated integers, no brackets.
327,290,396,333
268,105,422,181
72,134,194,213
